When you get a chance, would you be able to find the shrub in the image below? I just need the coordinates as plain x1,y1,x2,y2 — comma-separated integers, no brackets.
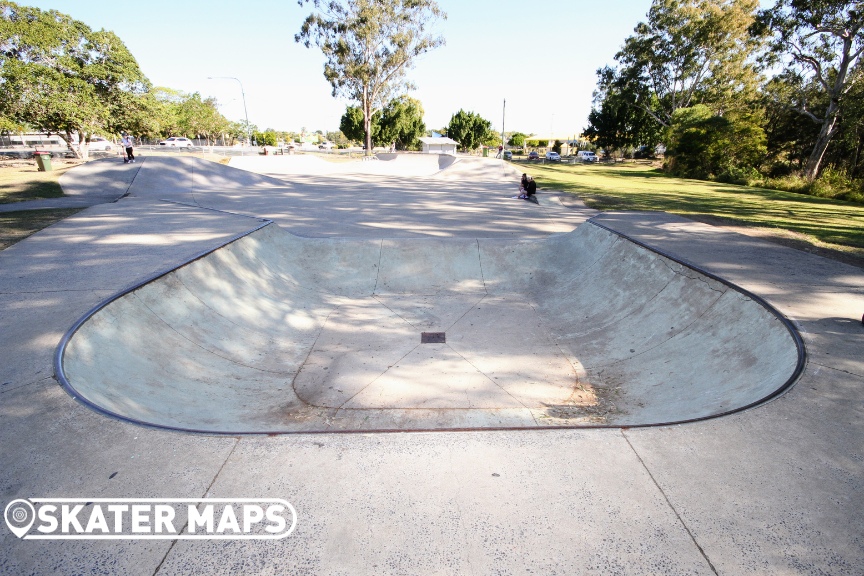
754,167,864,204
664,105,766,181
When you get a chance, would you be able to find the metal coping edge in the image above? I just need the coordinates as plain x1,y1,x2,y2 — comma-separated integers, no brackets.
586,217,808,416
52,218,808,437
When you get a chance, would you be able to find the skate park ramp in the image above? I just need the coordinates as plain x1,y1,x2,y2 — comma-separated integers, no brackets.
57,221,804,434
228,153,496,179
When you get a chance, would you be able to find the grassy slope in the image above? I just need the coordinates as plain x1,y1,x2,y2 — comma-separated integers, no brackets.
517,161,864,250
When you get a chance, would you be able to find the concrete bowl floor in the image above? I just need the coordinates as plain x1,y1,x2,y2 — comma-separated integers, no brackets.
58,220,802,433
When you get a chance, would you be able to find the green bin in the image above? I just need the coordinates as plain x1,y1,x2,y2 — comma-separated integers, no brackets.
482,147,488,157
34,151,53,172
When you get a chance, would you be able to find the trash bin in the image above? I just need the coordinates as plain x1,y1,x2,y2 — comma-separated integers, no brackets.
482,147,488,157
33,151,53,172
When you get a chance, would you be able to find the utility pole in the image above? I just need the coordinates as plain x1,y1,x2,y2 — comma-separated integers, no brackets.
502,99,506,150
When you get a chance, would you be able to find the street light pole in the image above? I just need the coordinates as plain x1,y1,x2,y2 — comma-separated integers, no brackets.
208,76,250,147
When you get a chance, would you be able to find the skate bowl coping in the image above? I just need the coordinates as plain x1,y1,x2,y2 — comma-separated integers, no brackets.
55,220,805,434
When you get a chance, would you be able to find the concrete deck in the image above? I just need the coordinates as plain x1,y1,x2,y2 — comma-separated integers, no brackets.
1,153,862,574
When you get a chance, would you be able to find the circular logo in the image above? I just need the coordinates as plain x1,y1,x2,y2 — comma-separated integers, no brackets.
4,499,35,538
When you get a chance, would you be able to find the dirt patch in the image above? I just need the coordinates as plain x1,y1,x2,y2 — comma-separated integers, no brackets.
536,381,622,425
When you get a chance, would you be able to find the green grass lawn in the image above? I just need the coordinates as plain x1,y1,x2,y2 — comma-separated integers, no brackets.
517,160,864,250
0,161,79,203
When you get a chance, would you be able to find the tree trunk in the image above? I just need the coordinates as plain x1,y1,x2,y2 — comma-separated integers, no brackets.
362,86,373,156
804,105,838,181
64,130,83,160
363,106,372,156
802,31,857,181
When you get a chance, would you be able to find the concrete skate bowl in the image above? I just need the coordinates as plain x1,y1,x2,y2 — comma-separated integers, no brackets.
56,221,805,434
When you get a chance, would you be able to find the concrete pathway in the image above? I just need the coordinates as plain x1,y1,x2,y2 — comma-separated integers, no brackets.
0,156,861,575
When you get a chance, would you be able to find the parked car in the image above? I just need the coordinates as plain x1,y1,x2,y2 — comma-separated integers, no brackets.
545,151,561,162
159,137,194,147
577,150,598,163
527,151,540,160
503,150,513,160
319,141,334,150
87,136,114,151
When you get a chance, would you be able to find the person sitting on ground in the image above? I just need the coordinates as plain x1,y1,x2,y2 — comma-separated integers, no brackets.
518,173,529,198
518,174,537,199
526,176,537,197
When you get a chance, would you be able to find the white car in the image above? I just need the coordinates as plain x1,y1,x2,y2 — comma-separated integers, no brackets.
577,150,598,162
545,151,561,162
88,136,114,151
159,137,194,147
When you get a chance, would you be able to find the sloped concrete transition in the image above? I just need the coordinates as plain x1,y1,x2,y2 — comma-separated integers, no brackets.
59,220,802,433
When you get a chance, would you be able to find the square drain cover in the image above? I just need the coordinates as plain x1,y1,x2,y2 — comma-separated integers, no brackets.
421,332,446,344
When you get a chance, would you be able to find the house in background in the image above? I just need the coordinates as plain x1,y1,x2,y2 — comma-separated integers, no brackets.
419,137,458,155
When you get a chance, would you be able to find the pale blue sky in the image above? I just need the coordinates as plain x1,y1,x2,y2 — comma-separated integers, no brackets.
24,0,658,137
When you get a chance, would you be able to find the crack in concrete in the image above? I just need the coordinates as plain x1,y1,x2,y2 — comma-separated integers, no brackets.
622,430,719,576
0,375,53,395
659,257,726,295
810,361,864,380
151,438,240,576
0,289,114,295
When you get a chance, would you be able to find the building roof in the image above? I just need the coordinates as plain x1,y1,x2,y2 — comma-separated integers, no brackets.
419,137,459,145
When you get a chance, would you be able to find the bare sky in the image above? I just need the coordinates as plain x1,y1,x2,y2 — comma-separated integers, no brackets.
24,0,657,137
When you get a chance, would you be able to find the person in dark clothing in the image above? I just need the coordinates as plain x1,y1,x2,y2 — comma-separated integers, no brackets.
526,177,537,197
121,133,135,163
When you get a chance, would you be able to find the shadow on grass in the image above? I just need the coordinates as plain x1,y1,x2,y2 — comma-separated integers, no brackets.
0,161,70,204
0,208,83,250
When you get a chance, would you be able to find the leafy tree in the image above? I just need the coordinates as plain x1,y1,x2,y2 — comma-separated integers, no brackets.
584,66,663,152
447,109,492,151
0,1,149,158
340,105,377,144
296,0,445,155
755,0,864,180
325,129,350,147
253,129,278,147
377,95,426,150
340,96,426,149
177,93,228,145
0,113,24,133
665,104,766,180
507,132,527,147
760,72,823,175
600,0,763,129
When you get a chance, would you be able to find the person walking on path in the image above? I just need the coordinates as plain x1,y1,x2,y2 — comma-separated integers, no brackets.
121,133,135,163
